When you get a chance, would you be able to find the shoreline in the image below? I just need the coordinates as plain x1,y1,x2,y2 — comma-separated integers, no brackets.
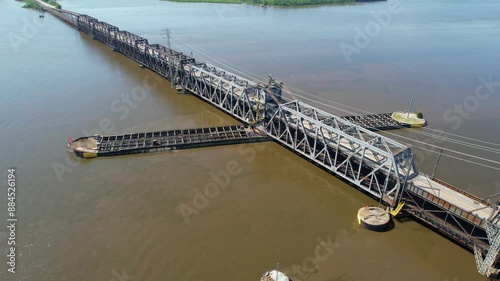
21,0,61,11
160,0,383,8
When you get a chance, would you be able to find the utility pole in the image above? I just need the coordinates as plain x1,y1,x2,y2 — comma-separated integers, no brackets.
162,28,175,88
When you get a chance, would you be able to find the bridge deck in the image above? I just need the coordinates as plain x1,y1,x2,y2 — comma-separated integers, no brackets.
410,175,497,224
69,125,270,158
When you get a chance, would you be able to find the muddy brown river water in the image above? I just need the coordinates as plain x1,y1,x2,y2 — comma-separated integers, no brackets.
1,0,499,280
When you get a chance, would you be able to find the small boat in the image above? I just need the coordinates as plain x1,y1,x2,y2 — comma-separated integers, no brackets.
260,270,291,281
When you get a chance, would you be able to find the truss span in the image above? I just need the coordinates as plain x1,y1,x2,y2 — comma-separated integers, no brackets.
265,100,417,206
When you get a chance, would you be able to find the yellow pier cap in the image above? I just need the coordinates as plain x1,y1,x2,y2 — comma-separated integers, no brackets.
391,111,426,128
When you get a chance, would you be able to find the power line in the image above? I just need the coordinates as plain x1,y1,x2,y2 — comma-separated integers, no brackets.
171,34,500,150
416,146,500,172
384,131,500,165
423,127,500,148
168,33,500,171
396,128,500,154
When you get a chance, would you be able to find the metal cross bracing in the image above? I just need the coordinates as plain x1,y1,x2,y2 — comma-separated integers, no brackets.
76,15,98,35
264,100,418,207
112,31,149,62
178,62,268,125
475,223,500,276
77,16,151,63
144,43,193,79
90,21,119,46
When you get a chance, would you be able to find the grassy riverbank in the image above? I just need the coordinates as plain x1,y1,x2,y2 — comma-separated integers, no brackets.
165,0,241,3
21,0,44,11
44,0,62,9
21,0,62,10
162,0,356,6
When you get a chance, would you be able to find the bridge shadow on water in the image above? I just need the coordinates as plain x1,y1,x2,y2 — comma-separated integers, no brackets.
394,211,478,254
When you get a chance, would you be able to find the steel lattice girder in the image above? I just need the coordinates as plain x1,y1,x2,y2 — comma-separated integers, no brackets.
147,44,185,62
475,223,500,275
114,31,142,47
180,63,265,124
53,11,79,25
146,44,190,71
265,100,417,206
77,15,96,33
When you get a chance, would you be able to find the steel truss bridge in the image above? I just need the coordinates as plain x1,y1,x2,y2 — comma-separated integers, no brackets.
38,2,500,277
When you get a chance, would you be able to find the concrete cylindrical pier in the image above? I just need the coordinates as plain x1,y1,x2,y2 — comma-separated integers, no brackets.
357,206,391,231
